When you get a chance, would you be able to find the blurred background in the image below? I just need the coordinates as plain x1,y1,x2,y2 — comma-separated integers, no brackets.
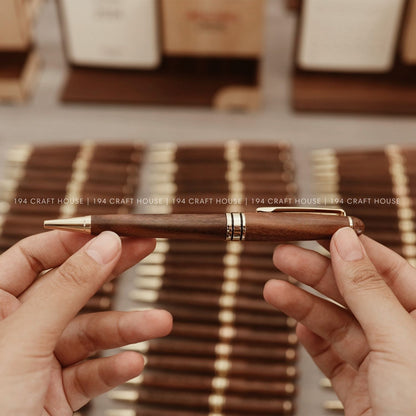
1,1,416,415
1,0,416,199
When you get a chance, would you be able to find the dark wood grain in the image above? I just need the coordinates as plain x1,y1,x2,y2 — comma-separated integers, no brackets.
0,49,31,79
245,212,364,241
158,240,277,256
115,387,294,413
161,143,291,161
151,290,277,314
138,371,294,396
161,304,291,327
170,322,295,345
16,168,137,185
144,277,265,298
91,211,366,241
293,64,416,115
92,214,226,239
61,57,259,108
145,252,275,271
166,168,294,184
146,356,295,379
154,181,296,194
143,339,296,362
142,263,287,283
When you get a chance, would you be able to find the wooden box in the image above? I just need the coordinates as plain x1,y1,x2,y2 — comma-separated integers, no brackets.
161,0,264,58
292,0,416,114
0,0,43,51
58,0,264,111
0,49,40,103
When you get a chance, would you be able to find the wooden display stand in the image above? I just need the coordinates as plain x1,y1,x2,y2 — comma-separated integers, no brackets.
59,0,264,111
61,57,261,110
0,49,40,103
293,62,416,114
0,0,43,103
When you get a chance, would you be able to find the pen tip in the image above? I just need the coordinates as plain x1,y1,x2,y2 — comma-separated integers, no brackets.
43,216,92,234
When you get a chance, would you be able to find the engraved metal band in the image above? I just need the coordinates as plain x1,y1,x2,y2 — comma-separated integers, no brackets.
225,212,246,241
225,213,233,240
241,212,246,240
232,213,241,240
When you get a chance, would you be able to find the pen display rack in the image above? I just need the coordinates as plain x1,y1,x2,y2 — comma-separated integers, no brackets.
0,0,44,103
57,0,264,110
313,144,416,413
313,145,416,264
291,0,416,114
0,141,145,415
0,142,145,308
107,142,299,415
0,141,300,415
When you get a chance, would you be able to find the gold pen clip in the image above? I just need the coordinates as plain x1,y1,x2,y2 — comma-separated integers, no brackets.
256,206,347,216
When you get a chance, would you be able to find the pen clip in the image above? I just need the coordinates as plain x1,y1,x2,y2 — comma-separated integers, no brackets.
256,206,347,216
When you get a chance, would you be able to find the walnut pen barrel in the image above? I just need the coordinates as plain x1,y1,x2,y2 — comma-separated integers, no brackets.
92,214,226,240
86,212,364,240
244,212,364,241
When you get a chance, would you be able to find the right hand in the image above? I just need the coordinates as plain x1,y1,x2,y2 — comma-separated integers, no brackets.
264,228,416,416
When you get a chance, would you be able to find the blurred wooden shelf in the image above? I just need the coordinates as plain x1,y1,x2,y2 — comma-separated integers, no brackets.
0,48,40,103
61,57,261,111
293,63,416,115
286,0,300,11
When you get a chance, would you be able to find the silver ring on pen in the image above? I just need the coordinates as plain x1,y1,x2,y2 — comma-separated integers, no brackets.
240,212,246,241
226,213,233,240
226,213,246,241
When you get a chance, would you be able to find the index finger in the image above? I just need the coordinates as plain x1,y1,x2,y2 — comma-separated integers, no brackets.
0,231,92,296
0,231,156,297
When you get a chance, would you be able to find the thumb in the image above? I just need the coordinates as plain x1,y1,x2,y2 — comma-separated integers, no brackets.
9,231,121,350
330,227,413,348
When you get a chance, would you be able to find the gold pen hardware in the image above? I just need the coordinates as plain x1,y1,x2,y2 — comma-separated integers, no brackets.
256,206,347,216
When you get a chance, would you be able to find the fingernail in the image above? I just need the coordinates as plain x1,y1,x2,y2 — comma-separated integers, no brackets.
86,231,121,265
333,227,363,262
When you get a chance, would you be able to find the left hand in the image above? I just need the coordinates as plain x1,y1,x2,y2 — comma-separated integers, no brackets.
0,230,172,415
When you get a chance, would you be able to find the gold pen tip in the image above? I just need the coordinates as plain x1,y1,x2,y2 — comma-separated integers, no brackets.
43,216,92,233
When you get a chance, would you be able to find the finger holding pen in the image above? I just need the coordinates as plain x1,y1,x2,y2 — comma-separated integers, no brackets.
266,227,416,416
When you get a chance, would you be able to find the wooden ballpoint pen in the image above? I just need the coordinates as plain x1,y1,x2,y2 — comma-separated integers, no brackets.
44,207,364,241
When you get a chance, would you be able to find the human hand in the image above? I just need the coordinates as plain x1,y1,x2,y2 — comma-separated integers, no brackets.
264,227,416,416
0,230,172,416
